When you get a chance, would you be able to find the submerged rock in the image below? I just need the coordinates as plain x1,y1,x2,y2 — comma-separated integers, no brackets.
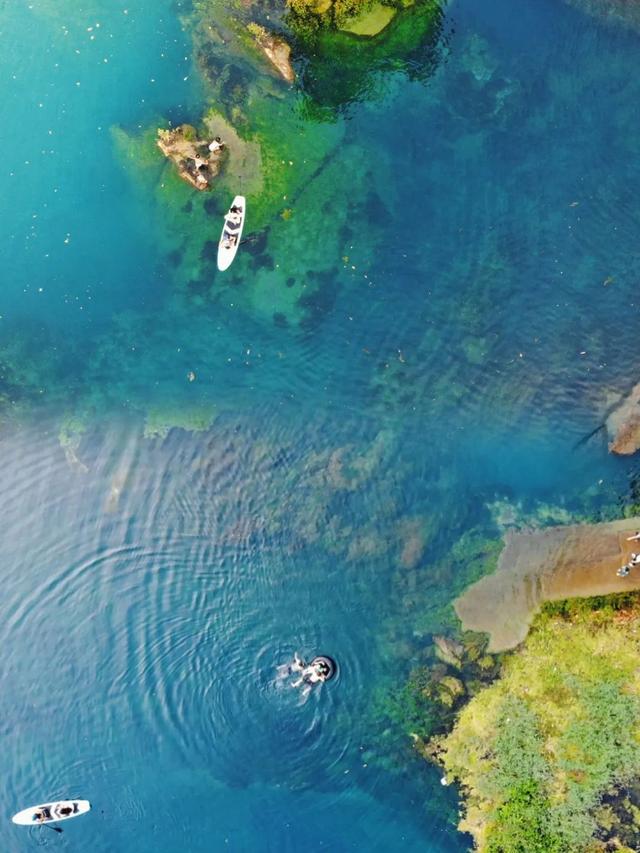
460,33,497,83
156,124,225,191
247,24,295,83
436,674,465,702
339,2,397,37
606,381,640,455
433,635,464,668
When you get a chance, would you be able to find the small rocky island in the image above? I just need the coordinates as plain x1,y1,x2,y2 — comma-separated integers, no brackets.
156,125,226,191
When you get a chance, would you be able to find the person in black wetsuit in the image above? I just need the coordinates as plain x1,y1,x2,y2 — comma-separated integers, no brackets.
33,808,51,822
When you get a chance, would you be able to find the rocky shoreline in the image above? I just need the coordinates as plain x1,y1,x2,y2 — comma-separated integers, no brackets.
454,517,640,651
247,24,295,83
431,592,640,852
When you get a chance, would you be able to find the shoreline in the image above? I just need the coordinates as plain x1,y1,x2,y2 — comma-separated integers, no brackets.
454,517,640,651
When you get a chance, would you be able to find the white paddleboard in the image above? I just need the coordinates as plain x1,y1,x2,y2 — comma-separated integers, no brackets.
217,195,246,272
12,800,91,825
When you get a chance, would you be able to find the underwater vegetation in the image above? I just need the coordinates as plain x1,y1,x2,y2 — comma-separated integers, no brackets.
295,0,445,115
0,328,66,421
563,0,640,32
431,593,640,853
292,0,444,115
383,631,500,743
363,521,505,767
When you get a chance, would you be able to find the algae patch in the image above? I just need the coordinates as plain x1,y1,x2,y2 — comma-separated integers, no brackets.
144,402,219,439
340,3,397,36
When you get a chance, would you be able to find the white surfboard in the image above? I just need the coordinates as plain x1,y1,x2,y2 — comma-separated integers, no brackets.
217,195,246,272
12,800,91,826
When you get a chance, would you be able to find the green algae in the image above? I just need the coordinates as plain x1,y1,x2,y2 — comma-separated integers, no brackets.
434,593,640,852
144,402,219,439
296,0,444,112
0,328,64,417
398,527,503,639
111,95,350,330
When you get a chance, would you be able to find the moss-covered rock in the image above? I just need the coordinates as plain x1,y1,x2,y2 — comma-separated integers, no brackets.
295,0,444,113
144,402,219,439
339,2,397,36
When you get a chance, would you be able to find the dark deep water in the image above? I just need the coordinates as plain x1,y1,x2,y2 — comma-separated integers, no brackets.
1,0,640,849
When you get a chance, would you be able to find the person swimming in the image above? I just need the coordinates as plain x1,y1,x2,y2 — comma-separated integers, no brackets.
276,652,305,681
278,653,335,690
292,657,333,687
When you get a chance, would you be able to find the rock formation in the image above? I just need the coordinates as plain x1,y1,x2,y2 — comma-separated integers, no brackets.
247,24,295,84
606,381,640,455
433,635,464,668
156,124,225,191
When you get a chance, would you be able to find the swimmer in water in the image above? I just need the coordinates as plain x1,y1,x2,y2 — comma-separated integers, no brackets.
276,652,305,680
292,658,329,689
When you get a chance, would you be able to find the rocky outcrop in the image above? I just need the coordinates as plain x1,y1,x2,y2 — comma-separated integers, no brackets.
156,124,225,191
564,0,640,32
247,24,295,84
607,382,640,455
455,517,640,651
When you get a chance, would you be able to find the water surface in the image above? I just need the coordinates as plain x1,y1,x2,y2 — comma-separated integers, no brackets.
1,0,640,849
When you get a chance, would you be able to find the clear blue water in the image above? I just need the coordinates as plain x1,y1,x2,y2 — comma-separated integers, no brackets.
2,0,640,849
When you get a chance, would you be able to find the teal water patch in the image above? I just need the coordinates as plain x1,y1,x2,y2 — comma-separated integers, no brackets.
2,0,640,849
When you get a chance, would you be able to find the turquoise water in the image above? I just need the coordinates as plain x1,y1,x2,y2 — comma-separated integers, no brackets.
2,0,640,849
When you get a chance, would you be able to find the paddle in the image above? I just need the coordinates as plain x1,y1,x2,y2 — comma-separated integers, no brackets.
41,822,63,834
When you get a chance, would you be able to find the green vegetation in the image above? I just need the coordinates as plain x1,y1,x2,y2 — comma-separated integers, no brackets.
384,632,500,743
287,0,420,35
296,0,444,112
434,594,640,852
402,528,503,638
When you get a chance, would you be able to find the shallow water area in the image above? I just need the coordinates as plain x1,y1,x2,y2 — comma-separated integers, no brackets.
2,0,640,849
